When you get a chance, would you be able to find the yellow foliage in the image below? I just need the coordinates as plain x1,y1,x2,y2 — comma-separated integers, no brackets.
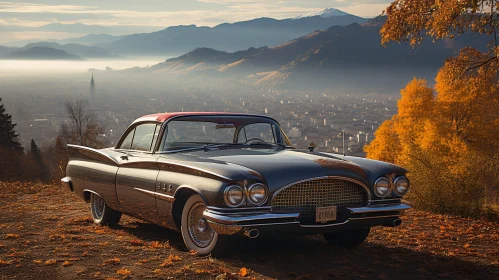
364,119,401,163
365,51,499,216
381,0,498,70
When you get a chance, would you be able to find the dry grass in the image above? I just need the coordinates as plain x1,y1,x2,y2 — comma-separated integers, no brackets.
0,181,498,279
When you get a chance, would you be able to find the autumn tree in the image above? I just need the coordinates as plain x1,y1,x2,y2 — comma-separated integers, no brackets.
365,60,499,216
60,100,106,148
381,0,499,70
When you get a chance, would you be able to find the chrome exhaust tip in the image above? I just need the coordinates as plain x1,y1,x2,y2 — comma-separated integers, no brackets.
244,229,260,239
385,218,402,227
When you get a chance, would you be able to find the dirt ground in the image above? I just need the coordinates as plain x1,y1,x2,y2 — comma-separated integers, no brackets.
1,182,498,280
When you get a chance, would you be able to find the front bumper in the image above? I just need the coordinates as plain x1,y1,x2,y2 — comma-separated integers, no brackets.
203,203,411,236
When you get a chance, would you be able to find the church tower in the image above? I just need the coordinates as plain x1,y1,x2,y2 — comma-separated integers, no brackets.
90,73,95,96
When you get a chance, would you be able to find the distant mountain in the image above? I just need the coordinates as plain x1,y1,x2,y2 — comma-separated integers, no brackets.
56,34,127,46
3,46,83,60
0,23,160,36
20,42,119,59
0,45,17,56
137,17,491,89
103,13,368,56
295,8,350,18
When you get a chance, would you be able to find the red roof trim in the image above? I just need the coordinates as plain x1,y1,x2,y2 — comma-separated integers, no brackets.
132,112,271,124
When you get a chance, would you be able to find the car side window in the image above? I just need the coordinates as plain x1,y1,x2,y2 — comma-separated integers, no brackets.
238,123,276,143
118,129,134,149
131,123,158,151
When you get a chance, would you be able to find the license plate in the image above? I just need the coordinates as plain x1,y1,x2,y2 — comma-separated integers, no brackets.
316,206,337,223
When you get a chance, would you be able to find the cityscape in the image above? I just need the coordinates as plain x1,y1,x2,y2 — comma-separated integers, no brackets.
2,73,398,156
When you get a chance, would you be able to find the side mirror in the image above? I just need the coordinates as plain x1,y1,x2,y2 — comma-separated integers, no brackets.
308,142,316,152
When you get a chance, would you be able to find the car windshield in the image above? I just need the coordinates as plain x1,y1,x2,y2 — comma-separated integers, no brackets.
160,115,292,151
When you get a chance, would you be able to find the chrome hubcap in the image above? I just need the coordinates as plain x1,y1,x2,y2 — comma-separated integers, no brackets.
198,219,207,232
188,202,215,248
92,195,105,219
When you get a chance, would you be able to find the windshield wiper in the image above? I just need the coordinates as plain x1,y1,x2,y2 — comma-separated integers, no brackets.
159,143,286,154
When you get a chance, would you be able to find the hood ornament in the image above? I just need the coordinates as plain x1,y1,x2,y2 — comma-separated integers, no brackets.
308,142,317,152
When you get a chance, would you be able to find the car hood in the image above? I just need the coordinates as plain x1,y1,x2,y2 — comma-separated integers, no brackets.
182,149,369,191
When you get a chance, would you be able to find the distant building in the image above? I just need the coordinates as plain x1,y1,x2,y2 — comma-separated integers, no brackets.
90,74,95,96
288,127,302,138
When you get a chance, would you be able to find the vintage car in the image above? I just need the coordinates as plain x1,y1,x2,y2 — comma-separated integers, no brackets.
61,112,411,254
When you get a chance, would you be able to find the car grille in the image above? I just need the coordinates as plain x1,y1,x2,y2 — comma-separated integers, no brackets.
270,178,368,220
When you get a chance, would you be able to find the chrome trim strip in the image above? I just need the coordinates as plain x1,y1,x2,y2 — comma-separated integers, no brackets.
203,210,300,225
157,161,233,181
67,144,119,165
207,206,273,212
207,220,300,228
369,198,401,203
347,204,411,214
271,176,372,201
299,220,349,228
134,188,175,203
348,214,400,220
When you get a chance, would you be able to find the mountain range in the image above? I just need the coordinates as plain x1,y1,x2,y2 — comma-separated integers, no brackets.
3,46,83,60
130,16,491,89
102,9,367,56
19,42,119,59
0,42,119,60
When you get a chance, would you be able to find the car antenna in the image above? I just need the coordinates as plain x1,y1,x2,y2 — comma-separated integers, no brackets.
342,130,346,158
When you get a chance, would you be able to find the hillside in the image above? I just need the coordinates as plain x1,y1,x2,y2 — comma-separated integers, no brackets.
3,46,83,60
20,42,119,59
57,34,127,46
1,182,498,279
0,45,17,56
139,17,491,89
103,10,367,56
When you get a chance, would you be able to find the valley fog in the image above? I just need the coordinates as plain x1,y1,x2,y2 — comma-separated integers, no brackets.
0,58,166,75
0,61,435,158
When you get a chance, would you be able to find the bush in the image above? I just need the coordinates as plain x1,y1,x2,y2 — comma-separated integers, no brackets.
406,149,499,217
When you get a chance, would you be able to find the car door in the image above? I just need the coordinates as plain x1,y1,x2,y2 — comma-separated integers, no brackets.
115,123,162,221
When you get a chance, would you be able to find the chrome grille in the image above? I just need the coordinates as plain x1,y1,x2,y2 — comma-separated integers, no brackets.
271,178,368,220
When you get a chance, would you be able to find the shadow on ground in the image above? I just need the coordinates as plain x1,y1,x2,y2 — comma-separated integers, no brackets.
116,221,499,280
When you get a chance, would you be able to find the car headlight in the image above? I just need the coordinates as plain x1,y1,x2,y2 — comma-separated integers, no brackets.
247,183,268,205
394,176,410,196
374,177,391,197
224,185,245,207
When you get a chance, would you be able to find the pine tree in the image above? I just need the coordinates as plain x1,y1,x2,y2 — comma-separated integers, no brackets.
0,98,23,181
30,139,42,163
0,98,23,152
30,139,51,182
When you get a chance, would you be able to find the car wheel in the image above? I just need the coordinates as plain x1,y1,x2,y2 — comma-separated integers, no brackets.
90,193,122,226
323,228,370,247
180,194,218,255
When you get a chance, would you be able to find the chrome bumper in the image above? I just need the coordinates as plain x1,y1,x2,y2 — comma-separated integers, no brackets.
203,203,411,235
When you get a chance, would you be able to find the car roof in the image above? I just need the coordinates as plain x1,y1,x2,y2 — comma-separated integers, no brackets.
132,112,278,124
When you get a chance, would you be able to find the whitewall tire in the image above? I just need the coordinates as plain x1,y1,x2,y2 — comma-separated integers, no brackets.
90,193,122,226
180,194,218,255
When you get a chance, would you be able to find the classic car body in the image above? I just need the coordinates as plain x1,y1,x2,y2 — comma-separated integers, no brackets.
61,112,411,254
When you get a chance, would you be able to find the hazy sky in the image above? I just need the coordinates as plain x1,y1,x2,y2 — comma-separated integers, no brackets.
1,1,391,26
0,1,392,44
